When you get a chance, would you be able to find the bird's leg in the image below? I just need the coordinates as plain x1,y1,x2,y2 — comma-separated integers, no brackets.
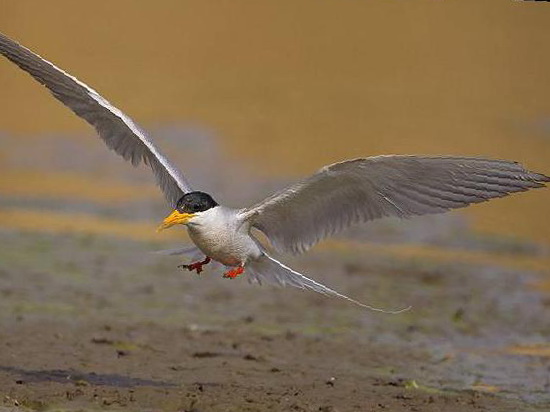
223,266,245,279
178,256,211,275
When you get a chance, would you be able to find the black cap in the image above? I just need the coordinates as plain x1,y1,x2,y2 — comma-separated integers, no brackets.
176,191,218,213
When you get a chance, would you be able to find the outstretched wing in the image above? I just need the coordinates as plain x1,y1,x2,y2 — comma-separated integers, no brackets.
0,32,192,207
245,155,549,254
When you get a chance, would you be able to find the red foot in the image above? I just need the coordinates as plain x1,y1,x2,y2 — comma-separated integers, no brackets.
178,257,211,274
223,266,244,279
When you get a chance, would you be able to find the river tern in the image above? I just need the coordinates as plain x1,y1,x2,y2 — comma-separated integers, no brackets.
1,32,548,311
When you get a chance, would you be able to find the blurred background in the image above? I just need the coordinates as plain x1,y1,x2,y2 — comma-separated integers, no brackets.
0,0,549,245
1,1,550,410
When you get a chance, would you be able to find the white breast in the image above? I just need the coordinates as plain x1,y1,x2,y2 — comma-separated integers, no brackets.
186,206,262,266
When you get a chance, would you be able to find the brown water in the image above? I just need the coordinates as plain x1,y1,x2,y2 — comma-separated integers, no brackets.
1,0,549,245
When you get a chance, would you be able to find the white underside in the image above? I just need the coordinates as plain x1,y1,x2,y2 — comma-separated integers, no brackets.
185,206,263,267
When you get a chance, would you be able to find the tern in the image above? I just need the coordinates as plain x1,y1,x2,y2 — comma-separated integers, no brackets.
1,32,548,312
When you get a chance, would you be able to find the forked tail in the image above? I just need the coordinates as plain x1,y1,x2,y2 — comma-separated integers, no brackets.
247,254,410,314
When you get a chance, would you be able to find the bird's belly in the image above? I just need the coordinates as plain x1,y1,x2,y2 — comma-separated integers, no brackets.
187,226,260,267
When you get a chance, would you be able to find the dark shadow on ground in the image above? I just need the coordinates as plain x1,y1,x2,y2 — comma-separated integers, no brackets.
0,365,175,388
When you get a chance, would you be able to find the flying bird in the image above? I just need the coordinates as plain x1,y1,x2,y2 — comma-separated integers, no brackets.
1,32,548,312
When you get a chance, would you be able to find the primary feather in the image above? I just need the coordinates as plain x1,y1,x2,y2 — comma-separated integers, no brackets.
246,155,549,254
0,32,192,207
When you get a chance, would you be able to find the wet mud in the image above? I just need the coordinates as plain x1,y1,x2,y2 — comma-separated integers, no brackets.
0,227,549,411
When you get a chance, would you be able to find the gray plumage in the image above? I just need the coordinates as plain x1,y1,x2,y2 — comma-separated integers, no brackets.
2,32,548,311
0,32,192,208
246,156,549,254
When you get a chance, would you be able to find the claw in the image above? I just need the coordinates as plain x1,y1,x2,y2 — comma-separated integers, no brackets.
178,256,211,275
223,266,244,279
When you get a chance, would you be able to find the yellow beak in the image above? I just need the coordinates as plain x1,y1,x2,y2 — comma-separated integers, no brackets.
157,210,195,232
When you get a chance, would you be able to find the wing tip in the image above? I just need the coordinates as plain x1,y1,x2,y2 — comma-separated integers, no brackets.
537,172,550,183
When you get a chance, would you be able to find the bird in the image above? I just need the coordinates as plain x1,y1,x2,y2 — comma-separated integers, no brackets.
1,32,548,312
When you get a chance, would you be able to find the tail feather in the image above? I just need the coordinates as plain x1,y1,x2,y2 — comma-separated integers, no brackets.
247,254,410,314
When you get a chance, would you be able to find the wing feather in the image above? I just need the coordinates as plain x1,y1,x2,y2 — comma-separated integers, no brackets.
0,32,192,207
245,155,549,254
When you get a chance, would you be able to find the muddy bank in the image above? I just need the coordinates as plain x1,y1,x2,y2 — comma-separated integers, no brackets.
0,230,549,411
1,319,543,412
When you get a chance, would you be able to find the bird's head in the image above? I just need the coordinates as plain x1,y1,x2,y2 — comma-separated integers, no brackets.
157,191,218,231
